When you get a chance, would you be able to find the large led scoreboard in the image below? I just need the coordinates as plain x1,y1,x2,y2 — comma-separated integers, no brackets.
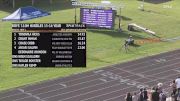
80,8,115,29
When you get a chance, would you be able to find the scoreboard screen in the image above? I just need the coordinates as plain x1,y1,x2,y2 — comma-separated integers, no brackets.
80,8,115,29
12,23,86,68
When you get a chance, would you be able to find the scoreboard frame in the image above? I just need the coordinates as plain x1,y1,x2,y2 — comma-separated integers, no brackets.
80,8,116,29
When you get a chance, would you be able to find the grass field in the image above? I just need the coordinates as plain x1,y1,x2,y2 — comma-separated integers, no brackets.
0,0,180,91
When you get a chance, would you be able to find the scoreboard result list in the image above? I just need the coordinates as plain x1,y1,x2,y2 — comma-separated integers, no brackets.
12,23,86,67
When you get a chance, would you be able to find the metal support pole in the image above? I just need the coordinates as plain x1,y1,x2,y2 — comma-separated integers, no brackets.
74,6,77,24
49,0,52,4
118,8,122,31
32,0,34,6
13,0,15,8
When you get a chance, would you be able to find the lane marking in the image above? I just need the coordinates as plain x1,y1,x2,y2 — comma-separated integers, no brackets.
99,78,108,82
6,60,180,101
155,58,167,63
59,83,67,88
15,89,45,101
82,75,178,101
173,69,180,73
1,50,179,100
104,78,176,101
42,65,180,100
57,72,179,101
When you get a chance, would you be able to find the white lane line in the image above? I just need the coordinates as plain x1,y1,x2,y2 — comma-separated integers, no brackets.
59,84,67,88
1,52,179,100
146,67,180,77
104,79,175,101
118,57,180,72
81,74,178,101
0,74,102,100
103,80,173,101
57,72,179,101
26,58,180,95
115,67,153,80
141,60,180,74
99,78,108,82
0,74,105,100
27,73,101,92
41,70,150,99
10,77,109,101
114,60,180,80
105,56,180,81
117,52,180,70
129,57,180,73
60,62,180,101
142,67,180,80
155,58,167,63
2,57,180,101
173,69,180,73
14,89,45,101
11,59,180,101
20,53,180,94
43,63,180,100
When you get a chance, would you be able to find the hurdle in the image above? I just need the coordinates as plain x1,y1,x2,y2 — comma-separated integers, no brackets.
128,23,156,36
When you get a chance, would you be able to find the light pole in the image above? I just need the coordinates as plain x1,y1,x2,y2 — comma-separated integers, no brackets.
71,0,77,23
